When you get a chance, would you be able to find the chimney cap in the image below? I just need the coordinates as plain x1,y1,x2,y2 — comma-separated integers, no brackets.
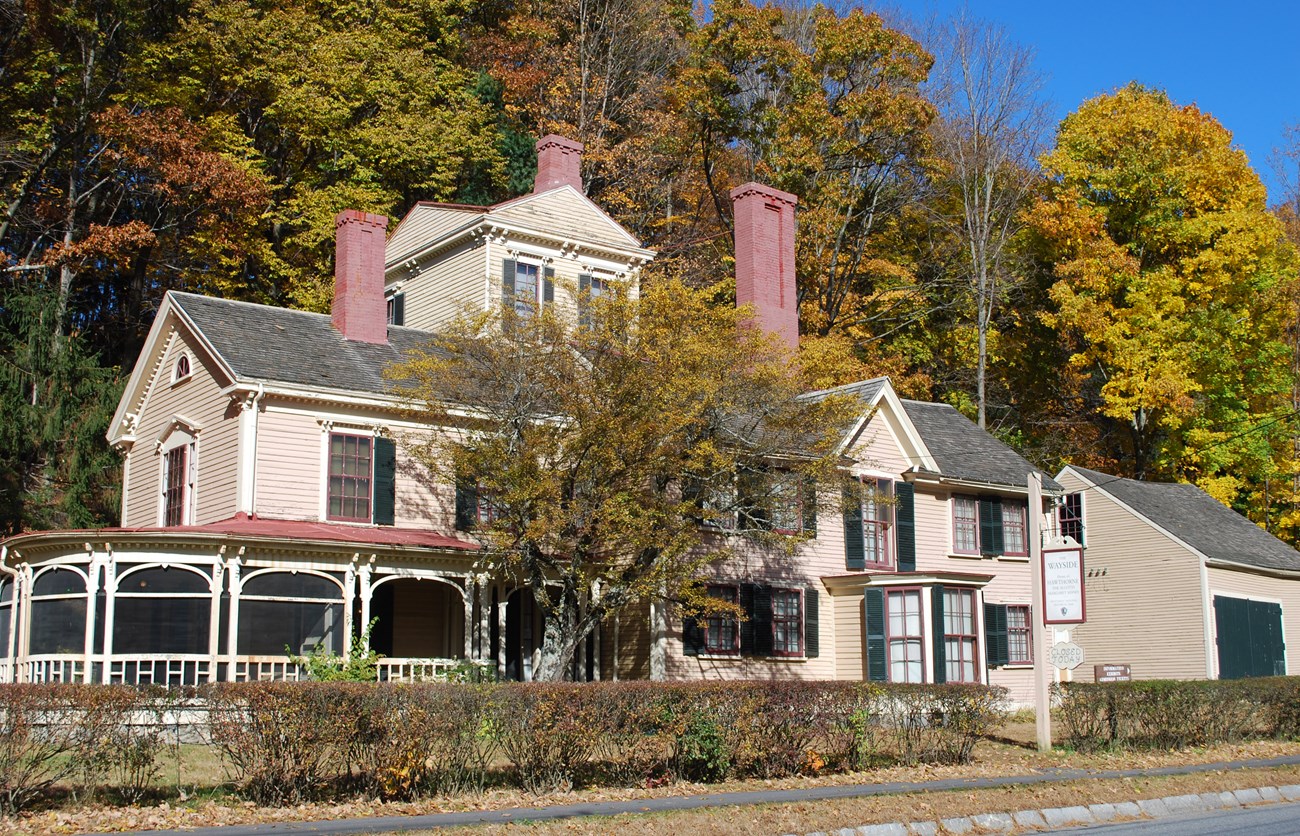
729,181,798,207
536,134,584,154
335,209,389,230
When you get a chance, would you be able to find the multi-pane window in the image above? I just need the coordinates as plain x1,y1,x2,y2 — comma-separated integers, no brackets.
1007,605,1033,664
943,588,978,682
476,486,503,524
705,584,740,654
513,261,541,318
863,479,893,567
164,446,189,526
1059,493,1084,544
953,495,979,554
771,588,802,656
768,473,803,533
173,354,190,382
1002,501,1028,556
328,434,372,522
886,588,924,682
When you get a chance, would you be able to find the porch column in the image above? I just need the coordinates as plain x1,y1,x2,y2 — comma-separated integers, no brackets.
17,564,32,682
83,549,101,683
207,553,225,683
462,578,474,661
342,561,358,660
358,562,373,638
100,548,118,683
476,576,490,663
224,554,242,681
496,586,508,679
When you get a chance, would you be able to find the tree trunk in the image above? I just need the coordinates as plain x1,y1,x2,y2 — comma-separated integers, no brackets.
533,587,583,681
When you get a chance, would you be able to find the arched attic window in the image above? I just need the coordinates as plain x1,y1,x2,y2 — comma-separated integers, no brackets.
172,353,191,383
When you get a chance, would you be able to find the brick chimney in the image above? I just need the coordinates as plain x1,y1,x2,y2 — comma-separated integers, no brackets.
730,182,798,353
533,134,584,193
332,209,390,344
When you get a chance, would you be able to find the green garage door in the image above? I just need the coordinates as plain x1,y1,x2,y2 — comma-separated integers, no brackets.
1214,595,1286,679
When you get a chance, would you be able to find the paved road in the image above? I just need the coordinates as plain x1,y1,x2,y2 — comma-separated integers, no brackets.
131,754,1300,836
1054,799,1300,834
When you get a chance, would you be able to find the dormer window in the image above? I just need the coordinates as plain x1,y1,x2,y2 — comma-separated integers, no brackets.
502,258,554,319
172,354,191,383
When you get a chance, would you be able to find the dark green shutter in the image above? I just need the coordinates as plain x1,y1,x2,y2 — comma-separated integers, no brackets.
804,586,819,657
454,479,478,530
984,602,1009,668
682,615,704,656
502,259,516,302
391,293,405,326
802,478,818,534
752,585,774,656
579,273,591,293
739,583,757,654
895,482,915,572
864,587,886,682
372,437,396,526
578,274,592,327
978,496,1004,556
543,266,555,303
843,482,865,570
932,585,947,684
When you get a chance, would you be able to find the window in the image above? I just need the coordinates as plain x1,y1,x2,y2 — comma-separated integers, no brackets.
1002,501,1028,556
164,446,189,526
953,495,979,554
770,588,803,656
503,259,554,320
862,479,892,566
768,473,804,533
1059,493,1084,544
328,433,372,522
28,566,88,655
0,579,12,655
704,584,739,654
386,292,404,326
886,588,924,682
476,485,503,524
943,588,978,682
1007,605,1032,664
578,273,610,328
172,354,191,382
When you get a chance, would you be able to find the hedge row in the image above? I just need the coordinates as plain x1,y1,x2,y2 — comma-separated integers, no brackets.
1054,677,1300,752
0,681,1008,810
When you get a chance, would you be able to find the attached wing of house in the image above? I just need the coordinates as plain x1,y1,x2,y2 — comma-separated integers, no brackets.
1058,465,1300,683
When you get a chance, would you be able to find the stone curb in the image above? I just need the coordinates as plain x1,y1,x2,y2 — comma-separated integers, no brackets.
794,783,1300,835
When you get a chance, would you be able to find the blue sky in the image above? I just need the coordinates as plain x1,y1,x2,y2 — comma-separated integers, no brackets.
913,1,1300,202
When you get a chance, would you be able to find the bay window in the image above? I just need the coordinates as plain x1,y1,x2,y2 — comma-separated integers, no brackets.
886,588,924,682
942,588,979,682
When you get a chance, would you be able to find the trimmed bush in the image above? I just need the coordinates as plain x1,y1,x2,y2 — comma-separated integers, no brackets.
1054,677,1300,752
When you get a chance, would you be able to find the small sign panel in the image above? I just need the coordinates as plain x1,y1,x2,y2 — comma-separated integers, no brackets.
1048,641,1085,670
1042,545,1086,624
1094,664,1131,683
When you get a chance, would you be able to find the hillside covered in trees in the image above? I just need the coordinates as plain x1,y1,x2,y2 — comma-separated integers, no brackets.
3,0,1299,541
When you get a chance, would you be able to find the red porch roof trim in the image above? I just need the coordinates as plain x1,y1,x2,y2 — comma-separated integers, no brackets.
2,515,479,553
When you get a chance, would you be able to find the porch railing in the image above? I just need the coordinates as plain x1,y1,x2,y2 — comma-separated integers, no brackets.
375,657,461,682
25,655,87,683
11,654,475,685
107,655,216,686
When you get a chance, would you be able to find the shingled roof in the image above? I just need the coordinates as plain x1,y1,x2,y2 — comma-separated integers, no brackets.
902,400,1062,491
172,292,444,396
1069,466,1300,573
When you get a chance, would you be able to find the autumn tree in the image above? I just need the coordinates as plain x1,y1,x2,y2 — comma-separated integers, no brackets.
1028,84,1300,506
391,280,857,681
674,0,936,340
926,14,1047,428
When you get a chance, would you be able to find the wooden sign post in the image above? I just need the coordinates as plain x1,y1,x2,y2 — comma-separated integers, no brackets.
1028,472,1051,752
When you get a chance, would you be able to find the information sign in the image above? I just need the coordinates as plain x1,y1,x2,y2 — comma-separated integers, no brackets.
1042,545,1086,624
1048,641,1085,670
1094,664,1131,683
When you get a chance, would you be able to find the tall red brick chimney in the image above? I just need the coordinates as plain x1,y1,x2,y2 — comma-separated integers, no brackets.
533,134,584,193
730,182,798,353
332,209,389,344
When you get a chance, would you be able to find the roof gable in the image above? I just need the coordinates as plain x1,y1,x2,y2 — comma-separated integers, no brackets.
487,186,642,250
386,203,482,265
1063,465,1300,573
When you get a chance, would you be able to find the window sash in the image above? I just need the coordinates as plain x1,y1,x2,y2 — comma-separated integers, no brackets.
1007,605,1033,664
164,446,187,526
944,589,978,682
862,479,893,568
1060,493,1084,543
770,588,802,656
768,475,803,533
953,495,979,553
886,588,924,682
513,262,540,317
328,434,372,522
1002,502,1028,556
704,585,739,654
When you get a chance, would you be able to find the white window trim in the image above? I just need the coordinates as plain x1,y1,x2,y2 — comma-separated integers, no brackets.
158,425,198,526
